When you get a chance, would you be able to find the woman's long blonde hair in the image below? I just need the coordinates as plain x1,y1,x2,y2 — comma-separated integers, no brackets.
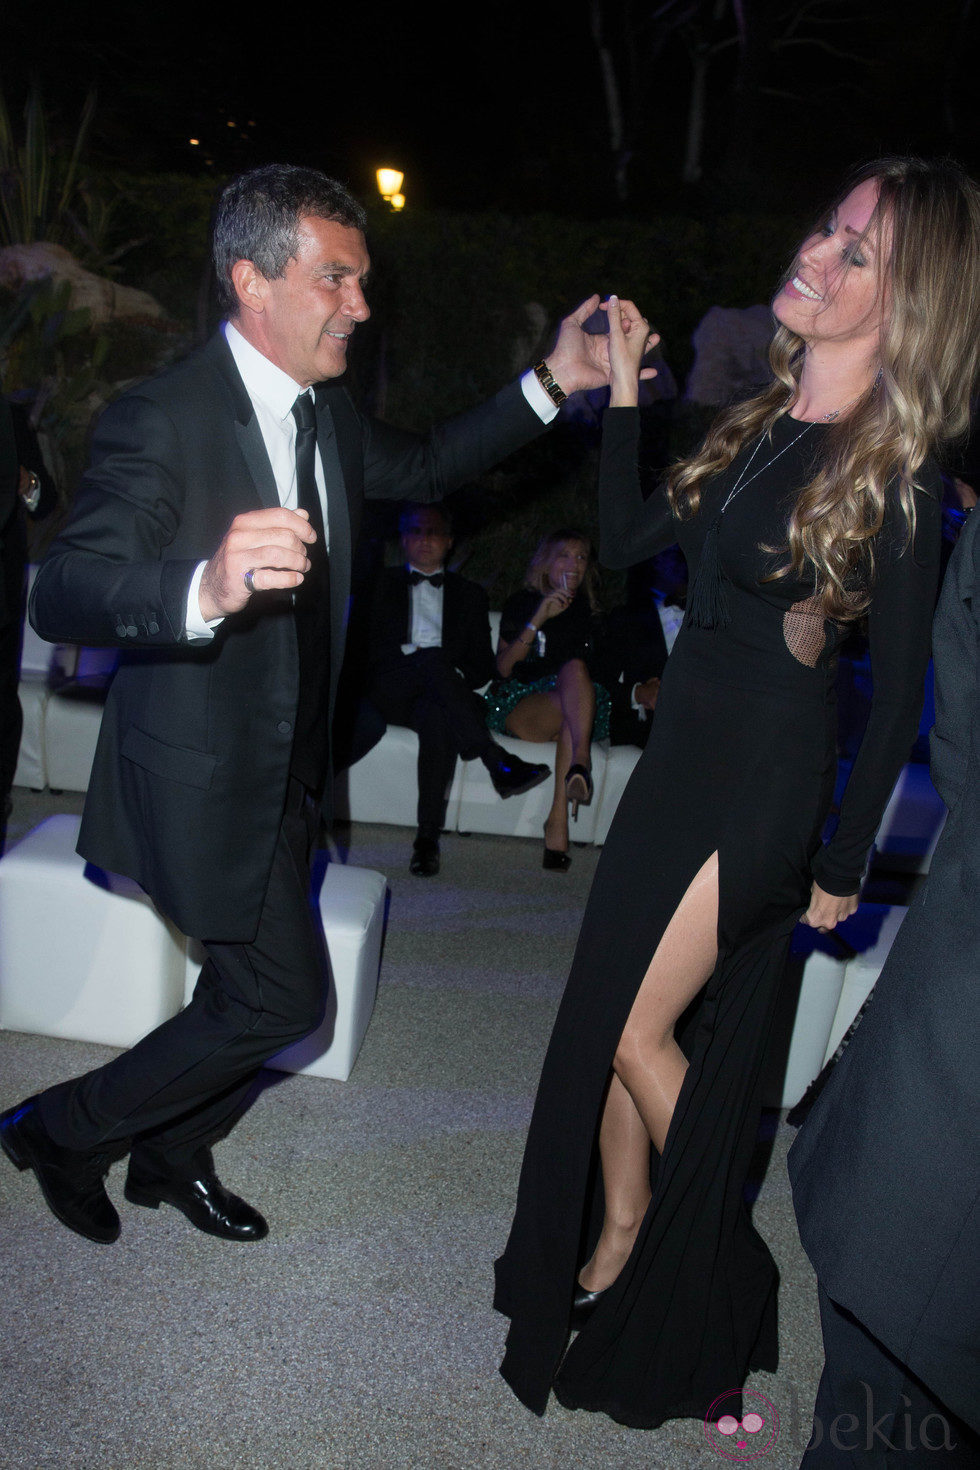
669,157,980,620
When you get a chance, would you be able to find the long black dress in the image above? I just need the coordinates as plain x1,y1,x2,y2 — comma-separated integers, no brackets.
494,406,942,1428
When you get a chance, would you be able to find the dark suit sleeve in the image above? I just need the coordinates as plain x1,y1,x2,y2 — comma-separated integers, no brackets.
29,392,199,648
456,580,495,688
360,379,548,502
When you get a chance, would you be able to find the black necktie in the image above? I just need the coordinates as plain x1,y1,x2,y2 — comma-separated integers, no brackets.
288,391,330,789
291,392,325,554
408,570,444,587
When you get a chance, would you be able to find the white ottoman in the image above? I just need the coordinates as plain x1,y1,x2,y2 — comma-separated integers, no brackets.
873,761,947,874
13,674,50,789
0,815,187,1047
592,742,642,845
43,681,108,793
183,860,388,1083
822,903,906,1065
765,932,847,1109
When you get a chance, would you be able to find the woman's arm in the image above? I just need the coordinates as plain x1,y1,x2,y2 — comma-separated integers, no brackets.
598,297,678,570
495,588,572,678
809,473,943,905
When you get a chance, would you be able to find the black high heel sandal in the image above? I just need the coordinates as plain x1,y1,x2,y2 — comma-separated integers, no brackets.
565,764,594,819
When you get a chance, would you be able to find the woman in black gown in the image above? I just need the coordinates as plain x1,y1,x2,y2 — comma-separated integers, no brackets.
494,157,980,1429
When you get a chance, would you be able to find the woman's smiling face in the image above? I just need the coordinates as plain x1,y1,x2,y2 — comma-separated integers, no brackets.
773,177,889,355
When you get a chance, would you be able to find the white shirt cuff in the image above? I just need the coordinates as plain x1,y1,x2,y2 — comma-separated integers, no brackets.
185,561,225,641
520,369,560,423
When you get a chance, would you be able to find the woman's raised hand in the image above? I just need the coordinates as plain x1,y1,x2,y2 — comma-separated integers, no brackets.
601,296,657,408
537,588,573,623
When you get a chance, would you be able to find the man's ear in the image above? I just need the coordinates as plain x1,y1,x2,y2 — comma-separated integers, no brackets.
230,259,268,317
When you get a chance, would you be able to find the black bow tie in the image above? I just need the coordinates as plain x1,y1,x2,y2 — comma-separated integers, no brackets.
408,571,444,587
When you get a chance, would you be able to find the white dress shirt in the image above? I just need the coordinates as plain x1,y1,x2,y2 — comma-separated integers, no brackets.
186,324,558,638
402,567,445,654
185,321,330,638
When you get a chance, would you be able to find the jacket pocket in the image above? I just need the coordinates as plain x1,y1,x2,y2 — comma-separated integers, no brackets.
122,724,217,790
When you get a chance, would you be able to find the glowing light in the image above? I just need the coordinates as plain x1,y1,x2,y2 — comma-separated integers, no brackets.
376,167,404,199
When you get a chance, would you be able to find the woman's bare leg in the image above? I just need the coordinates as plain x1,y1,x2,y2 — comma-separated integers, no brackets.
506,661,596,852
556,658,596,774
579,852,720,1292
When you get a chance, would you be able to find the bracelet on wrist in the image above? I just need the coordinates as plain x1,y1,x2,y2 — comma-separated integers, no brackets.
533,360,567,407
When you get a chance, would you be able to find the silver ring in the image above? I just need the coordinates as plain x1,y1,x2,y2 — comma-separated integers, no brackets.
243,568,256,593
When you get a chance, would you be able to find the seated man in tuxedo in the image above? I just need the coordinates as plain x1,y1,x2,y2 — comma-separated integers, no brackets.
367,503,548,875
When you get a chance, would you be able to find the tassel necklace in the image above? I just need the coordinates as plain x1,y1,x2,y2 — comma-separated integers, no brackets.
686,418,820,630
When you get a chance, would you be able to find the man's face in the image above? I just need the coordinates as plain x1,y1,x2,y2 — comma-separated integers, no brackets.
252,215,371,387
401,509,452,575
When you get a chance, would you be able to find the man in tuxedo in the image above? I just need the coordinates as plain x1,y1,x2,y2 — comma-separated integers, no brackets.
0,163,616,1246
367,503,548,876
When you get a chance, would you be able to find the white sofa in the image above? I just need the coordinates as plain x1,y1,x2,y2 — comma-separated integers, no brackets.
15,576,948,864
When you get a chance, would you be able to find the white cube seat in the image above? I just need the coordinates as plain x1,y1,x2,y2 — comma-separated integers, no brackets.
13,673,50,789
822,902,906,1065
43,680,109,793
872,761,946,873
185,860,387,1083
0,815,186,1048
592,741,643,844
765,931,847,1109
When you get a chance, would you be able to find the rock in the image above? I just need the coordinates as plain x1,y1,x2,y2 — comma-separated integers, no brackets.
685,303,774,407
0,242,166,324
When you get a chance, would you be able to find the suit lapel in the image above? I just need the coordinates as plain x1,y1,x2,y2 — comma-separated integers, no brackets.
441,572,460,663
205,332,280,512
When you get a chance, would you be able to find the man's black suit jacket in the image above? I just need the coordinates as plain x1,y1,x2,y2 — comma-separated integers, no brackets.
29,331,544,940
368,565,496,690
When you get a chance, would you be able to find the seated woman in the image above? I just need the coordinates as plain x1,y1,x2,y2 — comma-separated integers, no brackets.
485,529,611,869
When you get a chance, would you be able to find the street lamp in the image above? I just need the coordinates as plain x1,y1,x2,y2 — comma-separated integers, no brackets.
376,167,405,209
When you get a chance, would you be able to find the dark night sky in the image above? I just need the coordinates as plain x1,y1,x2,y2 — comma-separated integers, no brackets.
5,1,980,215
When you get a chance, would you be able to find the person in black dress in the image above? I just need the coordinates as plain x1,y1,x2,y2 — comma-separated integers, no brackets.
485,530,610,869
494,157,980,1429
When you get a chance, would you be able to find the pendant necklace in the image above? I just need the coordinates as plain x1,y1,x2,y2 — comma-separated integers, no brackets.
686,417,819,631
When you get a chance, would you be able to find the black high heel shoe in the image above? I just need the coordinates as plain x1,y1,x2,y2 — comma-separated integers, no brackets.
565,764,594,818
543,844,571,872
570,1281,606,1328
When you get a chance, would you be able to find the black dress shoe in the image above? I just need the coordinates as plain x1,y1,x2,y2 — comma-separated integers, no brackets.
0,1097,120,1244
410,836,440,876
488,751,551,799
570,1281,607,1328
124,1165,268,1241
543,845,571,872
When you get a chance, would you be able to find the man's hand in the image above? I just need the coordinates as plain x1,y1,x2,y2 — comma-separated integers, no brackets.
543,294,660,397
198,507,316,622
634,675,661,712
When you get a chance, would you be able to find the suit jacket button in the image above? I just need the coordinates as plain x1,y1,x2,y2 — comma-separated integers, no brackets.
147,620,159,634
115,622,128,637
126,624,138,637
277,721,292,735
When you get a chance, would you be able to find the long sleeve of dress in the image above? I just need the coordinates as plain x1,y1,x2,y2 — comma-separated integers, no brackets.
811,476,943,895
598,408,678,569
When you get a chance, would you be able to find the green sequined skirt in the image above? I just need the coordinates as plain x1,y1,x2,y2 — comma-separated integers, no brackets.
484,675,611,740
